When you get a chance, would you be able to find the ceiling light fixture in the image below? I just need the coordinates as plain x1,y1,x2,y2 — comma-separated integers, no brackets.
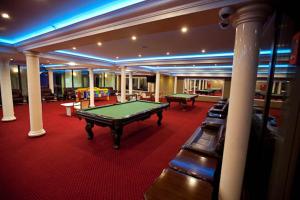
201,49,206,53
138,54,142,57
67,62,77,66
116,56,119,59
181,26,188,33
1,13,10,19
72,47,77,50
97,42,102,46
166,52,170,55
10,58,14,61
131,35,137,41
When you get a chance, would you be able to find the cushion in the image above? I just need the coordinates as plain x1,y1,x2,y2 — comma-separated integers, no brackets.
169,149,218,182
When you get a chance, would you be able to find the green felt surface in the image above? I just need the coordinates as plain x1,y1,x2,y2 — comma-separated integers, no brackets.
168,94,197,98
85,101,162,119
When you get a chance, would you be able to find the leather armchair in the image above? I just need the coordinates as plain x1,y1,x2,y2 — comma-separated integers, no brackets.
12,89,24,104
41,87,55,101
182,124,226,159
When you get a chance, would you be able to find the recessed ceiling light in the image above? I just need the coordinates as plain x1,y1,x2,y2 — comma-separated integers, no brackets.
10,58,13,61
166,52,170,55
1,13,10,19
116,56,119,59
193,64,195,67
72,47,77,50
201,49,206,53
138,54,142,57
181,26,188,33
97,42,102,46
67,62,76,66
131,35,137,41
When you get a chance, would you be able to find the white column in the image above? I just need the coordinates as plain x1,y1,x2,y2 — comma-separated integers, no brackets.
129,72,133,94
101,72,105,87
120,66,126,103
155,71,160,102
205,80,208,89
277,81,282,94
183,79,187,92
272,81,276,94
219,4,270,200
137,77,140,89
24,51,46,137
198,80,201,90
88,68,95,107
173,76,177,94
193,79,196,94
48,69,54,93
116,75,120,91
0,59,16,121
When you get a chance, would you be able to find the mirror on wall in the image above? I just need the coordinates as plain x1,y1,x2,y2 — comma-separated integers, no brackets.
183,78,224,97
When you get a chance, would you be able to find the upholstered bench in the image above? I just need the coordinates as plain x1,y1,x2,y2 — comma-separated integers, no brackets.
207,102,229,119
169,149,218,183
203,117,226,127
144,168,212,200
182,124,225,158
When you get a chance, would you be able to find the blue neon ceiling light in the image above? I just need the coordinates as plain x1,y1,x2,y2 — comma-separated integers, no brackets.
140,64,293,70
42,64,67,68
55,50,115,63
53,48,291,64
115,52,234,63
0,0,144,44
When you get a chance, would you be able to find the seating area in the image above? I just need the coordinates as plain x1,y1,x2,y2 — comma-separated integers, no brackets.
206,101,229,119
64,88,76,100
144,99,228,200
12,89,24,104
41,87,55,101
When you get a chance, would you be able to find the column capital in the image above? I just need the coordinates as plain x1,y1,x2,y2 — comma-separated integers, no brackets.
23,50,40,57
232,4,272,27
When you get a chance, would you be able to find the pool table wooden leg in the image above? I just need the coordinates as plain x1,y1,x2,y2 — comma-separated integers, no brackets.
112,126,123,149
85,120,94,140
157,111,163,126
192,99,195,106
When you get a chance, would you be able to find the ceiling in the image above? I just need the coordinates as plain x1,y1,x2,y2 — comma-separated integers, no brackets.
65,24,235,59
0,0,145,43
0,0,293,77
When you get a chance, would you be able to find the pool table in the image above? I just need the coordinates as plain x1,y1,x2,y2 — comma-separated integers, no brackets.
76,100,169,149
165,94,198,107
196,89,216,95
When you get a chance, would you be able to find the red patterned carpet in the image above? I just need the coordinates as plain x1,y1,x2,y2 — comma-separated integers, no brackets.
0,97,213,200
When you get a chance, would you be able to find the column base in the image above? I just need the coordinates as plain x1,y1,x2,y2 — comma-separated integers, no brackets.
89,104,95,108
28,129,46,137
1,115,16,121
